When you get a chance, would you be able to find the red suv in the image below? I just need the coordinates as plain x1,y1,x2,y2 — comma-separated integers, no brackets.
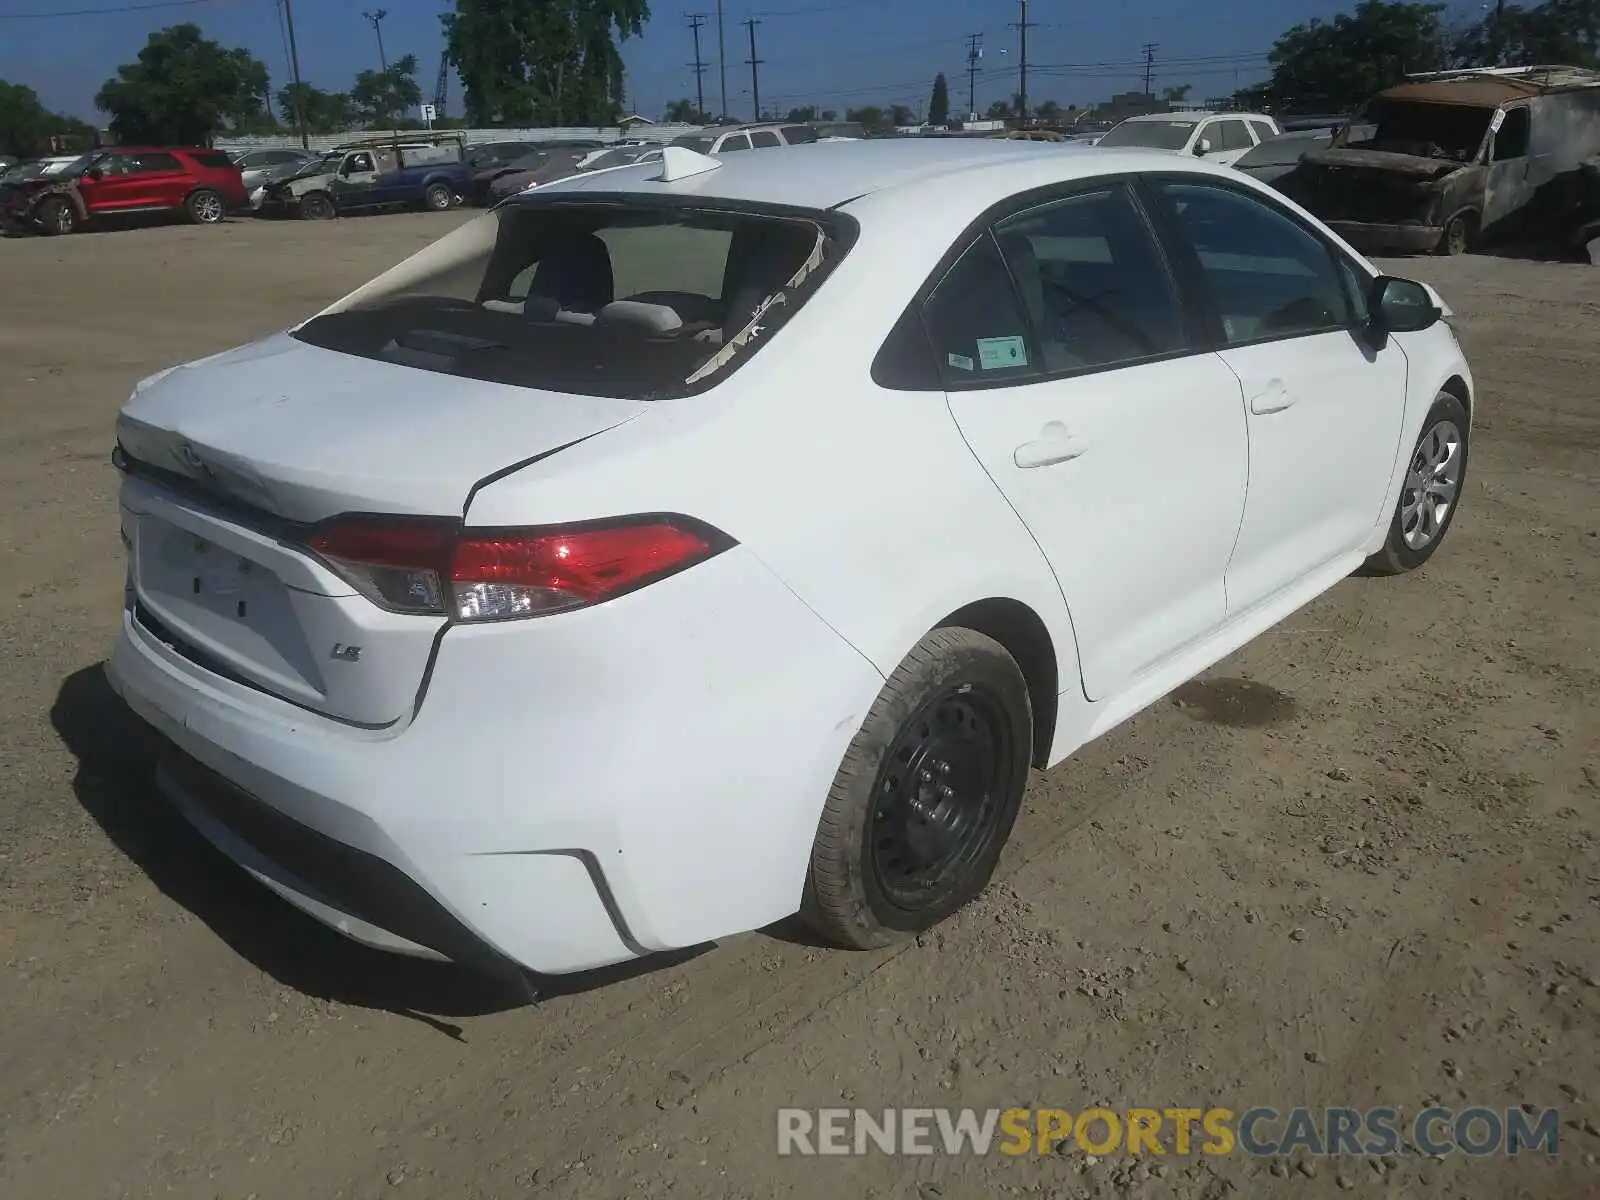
0,146,247,235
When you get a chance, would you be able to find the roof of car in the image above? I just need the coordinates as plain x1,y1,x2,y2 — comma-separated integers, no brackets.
520,137,1227,212
1118,110,1274,123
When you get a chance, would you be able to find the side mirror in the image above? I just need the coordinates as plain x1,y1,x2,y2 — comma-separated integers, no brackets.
1367,275,1441,334
1194,138,1211,156
85,167,103,181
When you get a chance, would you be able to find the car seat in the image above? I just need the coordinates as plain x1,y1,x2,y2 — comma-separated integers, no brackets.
528,233,615,314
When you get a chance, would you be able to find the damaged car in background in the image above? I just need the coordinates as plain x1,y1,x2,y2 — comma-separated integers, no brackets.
1282,66,1600,257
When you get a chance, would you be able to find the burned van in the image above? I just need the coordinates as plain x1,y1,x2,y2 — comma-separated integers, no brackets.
1287,67,1600,256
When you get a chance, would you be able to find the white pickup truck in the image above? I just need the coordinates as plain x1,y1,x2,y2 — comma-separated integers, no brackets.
1097,111,1284,166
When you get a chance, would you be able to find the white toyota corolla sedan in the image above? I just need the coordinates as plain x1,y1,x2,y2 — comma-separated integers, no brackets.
107,138,1473,978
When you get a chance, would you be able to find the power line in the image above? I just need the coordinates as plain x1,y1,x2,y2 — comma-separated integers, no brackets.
745,17,763,121
686,12,709,117
0,0,217,17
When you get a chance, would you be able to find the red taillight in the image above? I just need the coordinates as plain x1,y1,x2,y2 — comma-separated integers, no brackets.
306,515,728,621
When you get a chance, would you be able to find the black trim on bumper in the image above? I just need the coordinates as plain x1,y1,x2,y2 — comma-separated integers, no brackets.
161,749,518,976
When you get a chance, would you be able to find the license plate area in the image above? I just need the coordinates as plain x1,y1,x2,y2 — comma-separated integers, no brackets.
134,514,329,703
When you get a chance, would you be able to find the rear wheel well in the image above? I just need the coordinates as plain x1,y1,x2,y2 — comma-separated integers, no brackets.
938,598,1058,767
1440,374,1471,421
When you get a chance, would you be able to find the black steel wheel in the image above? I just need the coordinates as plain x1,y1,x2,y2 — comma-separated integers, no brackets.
803,627,1033,949
299,191,335,221
868,685,1011,913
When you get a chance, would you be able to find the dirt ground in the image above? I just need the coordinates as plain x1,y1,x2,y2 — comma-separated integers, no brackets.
0,213,1597,1200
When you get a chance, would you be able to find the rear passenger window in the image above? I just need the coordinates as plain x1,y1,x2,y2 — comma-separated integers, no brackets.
922,236,1038,386
719,135,752,153
1248,120,1276,143
781,124,819,144
190,151,234,169
1155,180,1352,344
993,186,1186,374
750,131,781,148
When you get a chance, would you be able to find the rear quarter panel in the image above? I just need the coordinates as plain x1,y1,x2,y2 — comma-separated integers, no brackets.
462,198,1084,696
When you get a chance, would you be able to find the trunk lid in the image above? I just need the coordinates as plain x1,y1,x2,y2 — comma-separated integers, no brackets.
118,333,646,726
116,332,645,524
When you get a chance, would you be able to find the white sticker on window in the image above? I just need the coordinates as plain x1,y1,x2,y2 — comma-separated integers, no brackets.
947,352,975,372
976,335,1028,370
1489,108,1506,133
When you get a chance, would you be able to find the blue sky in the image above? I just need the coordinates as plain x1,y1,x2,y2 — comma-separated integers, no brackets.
2,0,1479,124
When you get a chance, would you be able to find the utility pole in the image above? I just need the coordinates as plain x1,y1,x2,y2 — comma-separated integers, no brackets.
745,18,763,122
1142,42,1158,98
1490,0,1507,65
1012,0,1032,123
965,33,983,119
687,13,709,118
281,0,308,149
716,0,728,120
362,9,389,72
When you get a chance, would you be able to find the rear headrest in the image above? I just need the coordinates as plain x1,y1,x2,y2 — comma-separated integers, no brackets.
595,300,684,335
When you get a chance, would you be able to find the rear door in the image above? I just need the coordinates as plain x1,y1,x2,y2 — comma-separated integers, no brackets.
939,181,1250,700
1146,177,1407,614
125,151,190,210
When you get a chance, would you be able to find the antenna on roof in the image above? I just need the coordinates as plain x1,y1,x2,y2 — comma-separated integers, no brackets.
651,145,722,182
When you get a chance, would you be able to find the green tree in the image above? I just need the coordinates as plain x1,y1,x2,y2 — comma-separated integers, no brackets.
1261,1,1449,113
889,103,916,126
928,72,950,125
785,105,818,122
1035,98,1064,121
1161,83,1192,103
442,0,650,127
985,98,1013,120
1,80,96,157
819,108,837,120
277,82,356,134
1450,0,1600,66
94,23,269,144
351,54,424,128
845,105,889,131
665,97,712,122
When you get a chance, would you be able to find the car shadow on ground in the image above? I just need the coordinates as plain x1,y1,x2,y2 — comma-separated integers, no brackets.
51,663,710,1032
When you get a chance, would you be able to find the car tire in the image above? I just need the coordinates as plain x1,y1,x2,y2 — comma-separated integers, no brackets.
423,182,454,211
802,627,1033,950
185,188,225,225
1437,212,1475,256
299,192,335,221
1364,391,1471,576
37,197,75,236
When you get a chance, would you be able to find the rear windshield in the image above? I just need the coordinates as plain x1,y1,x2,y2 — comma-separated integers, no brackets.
669,134,718,154
293,199,853,400
1098,120,1197,150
